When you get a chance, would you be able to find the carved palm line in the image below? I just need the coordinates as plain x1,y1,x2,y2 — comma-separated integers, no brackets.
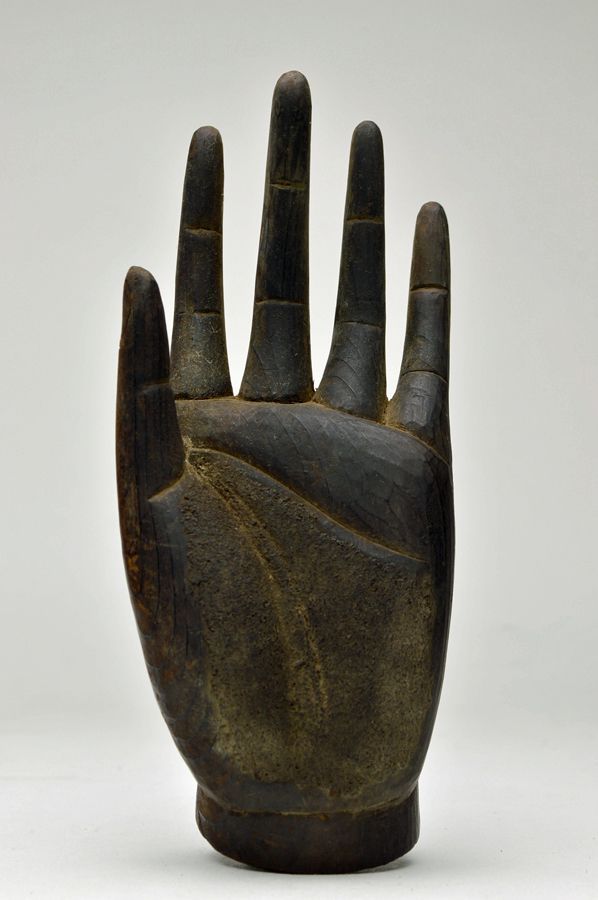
192,459,331,722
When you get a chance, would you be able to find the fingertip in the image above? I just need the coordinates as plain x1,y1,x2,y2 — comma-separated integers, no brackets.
191,124,222,142
121,267,168,377
123,266,159,316
418,201,448,229
123,266,153,321
186,126,223,185
125,265,155,288
346,121,384,221
188,125,223,162
181,127,224,233
410,202,450,290
353,120,383,147
274,70,311,107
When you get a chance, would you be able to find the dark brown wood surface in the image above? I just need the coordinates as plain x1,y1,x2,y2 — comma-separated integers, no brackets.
116,71,454,874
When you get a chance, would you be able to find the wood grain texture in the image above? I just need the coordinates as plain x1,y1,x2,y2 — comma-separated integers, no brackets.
116,72,454,874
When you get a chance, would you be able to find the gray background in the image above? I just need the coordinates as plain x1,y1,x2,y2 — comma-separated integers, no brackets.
2,0,596,896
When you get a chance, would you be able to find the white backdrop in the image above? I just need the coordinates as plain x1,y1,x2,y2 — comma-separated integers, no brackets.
2,1,597,897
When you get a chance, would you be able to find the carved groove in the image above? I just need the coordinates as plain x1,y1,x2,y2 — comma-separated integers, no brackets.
270,180,307,191
385,421,450,466
400,368,448,384
191,445,427,562
183,226,222,237
346,216,383,224
410,284,449,294
255,297,305,306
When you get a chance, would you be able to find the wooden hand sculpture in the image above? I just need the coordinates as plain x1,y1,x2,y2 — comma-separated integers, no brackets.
116,71,454,874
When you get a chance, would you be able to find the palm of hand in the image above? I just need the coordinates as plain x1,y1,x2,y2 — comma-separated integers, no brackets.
117,72,454,871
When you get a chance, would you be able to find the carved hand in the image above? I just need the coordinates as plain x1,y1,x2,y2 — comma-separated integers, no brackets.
117,71,454,873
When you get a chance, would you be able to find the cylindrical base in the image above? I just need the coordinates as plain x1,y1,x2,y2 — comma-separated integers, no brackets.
196,785,420,874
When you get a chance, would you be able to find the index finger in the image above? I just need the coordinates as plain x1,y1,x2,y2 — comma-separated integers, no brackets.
171,126,232,399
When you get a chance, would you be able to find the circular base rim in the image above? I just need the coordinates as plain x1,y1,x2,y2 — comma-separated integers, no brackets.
196,784,419,874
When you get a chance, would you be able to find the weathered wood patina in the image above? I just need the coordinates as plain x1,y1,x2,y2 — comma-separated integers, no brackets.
116,71,454,873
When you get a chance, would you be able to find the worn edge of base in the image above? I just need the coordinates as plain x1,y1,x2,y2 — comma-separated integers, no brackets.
196,784,420,874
